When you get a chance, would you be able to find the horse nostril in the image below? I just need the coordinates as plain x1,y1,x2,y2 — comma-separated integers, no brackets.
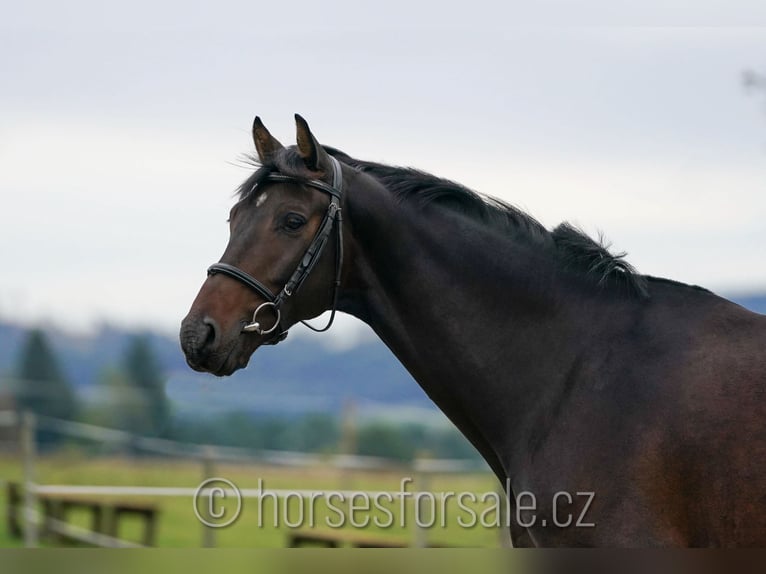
202,316,219,349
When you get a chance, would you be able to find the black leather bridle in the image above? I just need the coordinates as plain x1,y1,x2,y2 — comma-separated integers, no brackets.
206,156,344,345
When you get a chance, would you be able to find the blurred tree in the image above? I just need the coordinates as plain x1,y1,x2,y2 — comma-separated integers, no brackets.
743,69,766,117
95,367,154,437
296,413,340,453
431,427,483,461
743,69,766,92
122,335,169,437
15,329,78,447
356,422,416,461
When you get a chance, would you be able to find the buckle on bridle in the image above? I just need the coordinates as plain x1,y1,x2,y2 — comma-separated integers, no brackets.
243,301,281,335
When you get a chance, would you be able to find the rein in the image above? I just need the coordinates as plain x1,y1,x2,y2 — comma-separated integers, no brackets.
206,156,344,345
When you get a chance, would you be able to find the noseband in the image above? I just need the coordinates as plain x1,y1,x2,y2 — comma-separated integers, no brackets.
206,156,344,345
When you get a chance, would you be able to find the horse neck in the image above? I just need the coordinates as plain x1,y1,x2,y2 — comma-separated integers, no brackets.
338,176,623,477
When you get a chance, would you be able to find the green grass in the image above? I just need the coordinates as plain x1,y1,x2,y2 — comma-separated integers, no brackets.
0,453,506,548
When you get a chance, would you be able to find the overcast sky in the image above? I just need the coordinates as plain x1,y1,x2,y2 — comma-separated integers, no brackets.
1,2,765,347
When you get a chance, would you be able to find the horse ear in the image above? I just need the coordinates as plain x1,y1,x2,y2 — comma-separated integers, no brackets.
295,114,331,173
252,116,283,162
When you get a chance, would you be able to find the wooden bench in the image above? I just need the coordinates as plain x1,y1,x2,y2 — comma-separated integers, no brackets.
6,482,159,547
5,481,23,538
287,529,453,548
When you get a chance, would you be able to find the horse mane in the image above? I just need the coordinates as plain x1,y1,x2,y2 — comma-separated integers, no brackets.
239,146,652,299
327,149,650,299
551,223,649,297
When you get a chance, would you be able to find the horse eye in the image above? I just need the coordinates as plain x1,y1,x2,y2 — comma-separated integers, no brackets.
283,213,307,231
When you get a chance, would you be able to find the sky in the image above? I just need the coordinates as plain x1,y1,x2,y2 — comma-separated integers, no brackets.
1,2,765,348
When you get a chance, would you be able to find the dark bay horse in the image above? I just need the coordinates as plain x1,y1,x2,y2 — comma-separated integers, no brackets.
180,115,766,547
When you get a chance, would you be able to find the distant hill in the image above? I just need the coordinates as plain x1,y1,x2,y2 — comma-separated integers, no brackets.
1,291,764,421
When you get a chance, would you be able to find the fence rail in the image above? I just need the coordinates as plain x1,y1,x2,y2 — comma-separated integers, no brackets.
0,410,505,548
4,411,486,473
35,512,145,548
30,484,449,499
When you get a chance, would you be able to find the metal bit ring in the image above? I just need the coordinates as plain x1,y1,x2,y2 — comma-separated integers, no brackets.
242,302,281,335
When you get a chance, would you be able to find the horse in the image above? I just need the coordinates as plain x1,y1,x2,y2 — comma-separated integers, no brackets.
180,114,766,547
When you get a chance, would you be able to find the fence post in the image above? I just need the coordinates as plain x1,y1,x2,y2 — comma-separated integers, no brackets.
200,446,216,548
20,411,38,547
338,399,357,493
497,482,512,548
412,467,429,548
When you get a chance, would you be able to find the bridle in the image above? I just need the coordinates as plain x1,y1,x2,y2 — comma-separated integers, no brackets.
206,156,344,345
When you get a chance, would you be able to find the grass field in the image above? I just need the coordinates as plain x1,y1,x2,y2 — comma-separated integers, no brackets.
0,452,506,548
